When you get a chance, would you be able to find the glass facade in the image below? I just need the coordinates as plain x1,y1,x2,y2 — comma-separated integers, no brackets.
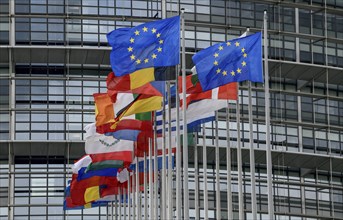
0,0,343,219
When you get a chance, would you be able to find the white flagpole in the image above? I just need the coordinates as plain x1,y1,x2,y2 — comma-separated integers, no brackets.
181,8,189,220
175,34,182,220
215,112,221,220
194,131,200,220
143,152,148,220
118,188,122,219
135,160,141,219
248,82,257,219
148,139,153,219
202,123,209,219
123,187,127,220
264,10,274,219
132,169,136,219
161,85,167,220
128,175,131,219
110,200,113,220
236,86,244,220
161,3,167,218
111,199,118,220
226,103,233,220
167,81,174,219
153,116,159,219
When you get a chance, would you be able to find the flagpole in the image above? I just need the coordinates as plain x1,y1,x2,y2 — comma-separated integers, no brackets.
132,169,136,219
202,123,209,219
113,199,117,220
175,65,182,219
161,84,167,220
236,86,244,220
118,188,122,219
153,115,159,219
148,138,153,219
135,160,140,219
161,2,167,217
264,10,274,219
248,81,257,219
194,130,200,220
180,8,189,220
215,112,221,220
128,175,131,219
143,152,148,220
167,81,173,219
226,103,233,220
123,188,127,220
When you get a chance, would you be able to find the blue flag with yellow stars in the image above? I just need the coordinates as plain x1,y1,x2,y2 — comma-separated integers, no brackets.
192,32,263,91
107,16,180,77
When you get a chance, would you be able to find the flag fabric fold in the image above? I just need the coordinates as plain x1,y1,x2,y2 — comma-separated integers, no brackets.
94,93,162,127
183,83,237,107
106,67,172,96
84,132,134,155
95,112,152,134
107,16,180,76
192,32,263,91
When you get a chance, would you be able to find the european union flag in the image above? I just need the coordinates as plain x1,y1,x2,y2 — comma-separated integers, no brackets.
107,16,180,77
192,32,263,91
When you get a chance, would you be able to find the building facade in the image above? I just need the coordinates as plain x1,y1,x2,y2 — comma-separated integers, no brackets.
0,0,343,219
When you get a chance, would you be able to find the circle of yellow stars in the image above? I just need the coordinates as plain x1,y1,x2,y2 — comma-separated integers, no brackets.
127,26,165,66
212,40,248,77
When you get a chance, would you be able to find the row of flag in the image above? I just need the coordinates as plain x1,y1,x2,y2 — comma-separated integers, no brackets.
64,15,263,210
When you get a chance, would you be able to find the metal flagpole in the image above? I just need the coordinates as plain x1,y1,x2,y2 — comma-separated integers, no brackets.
167,81,173,219
110,201,117,220
194,131,200,220
127,175,131,219
248,82,257,219
240,26,258,219
132,169,136,219
161,1,167,216
148,139,153,219
114,200,117,220
161,85,167,220
123,188,127,220
180,8,189,220
215,113,221,220
143,152,148,220
175,23,182,220
264,10,274,219
136,160,141,219
202,123,209,219
236,86,244,220
118,188,122,219
226,103,233,220
153,115,159,219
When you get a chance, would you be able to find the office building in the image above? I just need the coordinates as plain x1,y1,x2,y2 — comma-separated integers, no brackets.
0,0,343,219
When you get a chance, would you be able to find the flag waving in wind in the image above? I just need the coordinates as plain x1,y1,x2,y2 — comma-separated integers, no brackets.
192,32,263,91
107,16,180,76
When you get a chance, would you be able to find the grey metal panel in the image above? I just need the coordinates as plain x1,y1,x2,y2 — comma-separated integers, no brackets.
328,68,343,84
5,46,343,84
85,49,105,64
236,147,343,173
48,48,65,64
102,50,111,65
12,48,30,63
0,143,9,160
69,49,87,64
12,142,32,155
0,48,9,64
68,141,85,158
10,141,84,158
47,142,67,156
